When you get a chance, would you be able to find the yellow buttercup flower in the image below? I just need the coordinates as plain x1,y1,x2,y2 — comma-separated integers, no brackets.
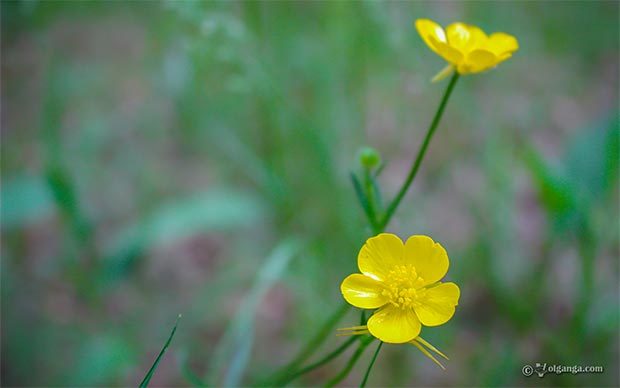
415,18,518,81
338,233,460,369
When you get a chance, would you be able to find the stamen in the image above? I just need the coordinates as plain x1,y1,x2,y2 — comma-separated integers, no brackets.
411,340,446,370
382,264,427,310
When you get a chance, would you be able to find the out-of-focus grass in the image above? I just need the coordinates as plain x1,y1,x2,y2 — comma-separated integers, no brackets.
1,1,618,387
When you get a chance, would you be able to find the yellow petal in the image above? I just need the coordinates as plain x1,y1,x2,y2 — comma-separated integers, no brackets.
464,49,498,73
486,32,519,58
445,22,488,54
414,282,460,326
358,233,404,281
340,274,388,309
367,305,421,343
404,235,449,285
415,19,447,55
428,37,464,65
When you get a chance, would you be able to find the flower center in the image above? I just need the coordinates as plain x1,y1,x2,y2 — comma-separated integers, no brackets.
381,265,426,310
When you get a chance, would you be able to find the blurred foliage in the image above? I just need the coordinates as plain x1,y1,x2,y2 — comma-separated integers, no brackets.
1,1,618,387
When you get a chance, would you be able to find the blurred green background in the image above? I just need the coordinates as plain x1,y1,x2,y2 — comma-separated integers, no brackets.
2,1,618,387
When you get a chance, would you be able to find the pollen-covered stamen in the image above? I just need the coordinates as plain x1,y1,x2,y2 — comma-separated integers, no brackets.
381,265,427,310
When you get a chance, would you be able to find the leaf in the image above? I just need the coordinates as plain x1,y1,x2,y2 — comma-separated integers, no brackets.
563,113,619,202
45,164,93,243
67,332,137,387
523,114,619,232
102,190,266,282
45,165,79,219
1,174,56,229
350,172,372,220
206,238,301,387
523,146,577,216
139,314,182,388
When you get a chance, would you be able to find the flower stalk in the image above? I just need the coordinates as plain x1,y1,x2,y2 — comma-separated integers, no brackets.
378,71,460,230
360,341,383,388
324,335,374,388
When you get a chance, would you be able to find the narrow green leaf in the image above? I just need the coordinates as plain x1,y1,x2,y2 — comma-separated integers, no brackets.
45,164,79,219
139,314,182,388
350,172,372,220
206,238,301,387
373,161,387,178
45,164,93,244
369,173,383,214
103,190,266,283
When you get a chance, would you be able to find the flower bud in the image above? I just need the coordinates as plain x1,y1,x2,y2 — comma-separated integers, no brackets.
358,147,380,169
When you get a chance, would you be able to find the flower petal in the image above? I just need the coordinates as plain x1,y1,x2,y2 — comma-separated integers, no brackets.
415,18,447,55
486,32,519,58
404,235,449,285
414,282,460,326
464,49,498,73
445,22,488,54
367,305,421,343
358,233,404,281
340,274,388,309
428,37,464,65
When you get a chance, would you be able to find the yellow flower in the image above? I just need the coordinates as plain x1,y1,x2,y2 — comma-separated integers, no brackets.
337,233,460,369
415,18,518,81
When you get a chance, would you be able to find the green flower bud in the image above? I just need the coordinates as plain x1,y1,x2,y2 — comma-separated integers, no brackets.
358,147,380,169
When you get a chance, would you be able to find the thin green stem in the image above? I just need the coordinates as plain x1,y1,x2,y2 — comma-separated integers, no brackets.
379,72,460,230
277,336,358,386
260,302,350,385
287,301,350,367
324,337,374,388
360,341,383,388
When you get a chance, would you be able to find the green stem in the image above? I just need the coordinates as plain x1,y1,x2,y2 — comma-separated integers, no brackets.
278,336,358,386
324,337,374,388
269,307,370,386
379,72,460,230
261,302,350,385
360,341,383,388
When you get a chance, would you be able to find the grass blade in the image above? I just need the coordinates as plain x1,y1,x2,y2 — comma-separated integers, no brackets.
139,314,182,388
207,238,301,387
